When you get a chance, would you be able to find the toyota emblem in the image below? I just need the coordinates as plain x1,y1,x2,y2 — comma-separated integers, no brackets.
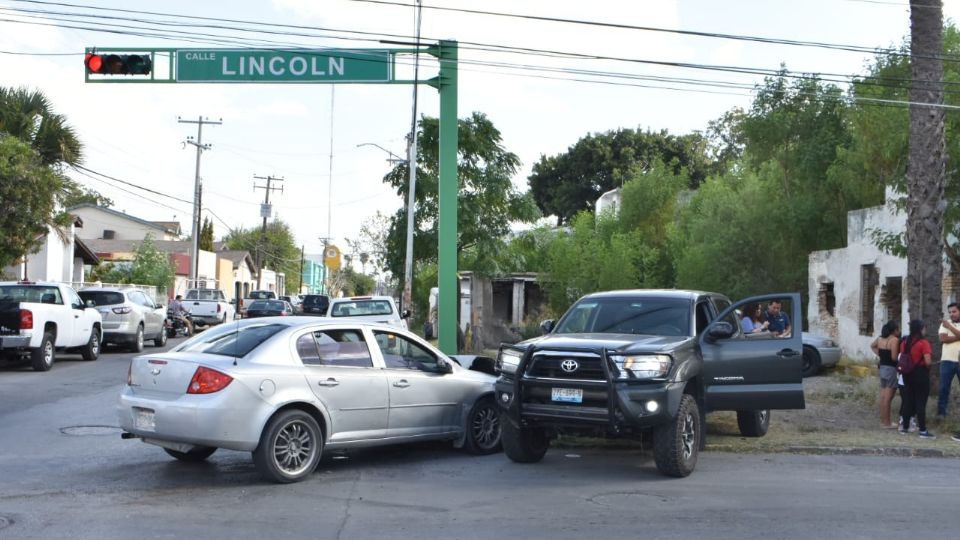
560,359,579,373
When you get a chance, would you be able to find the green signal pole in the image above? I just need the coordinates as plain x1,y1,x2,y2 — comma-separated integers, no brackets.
437,40,458,354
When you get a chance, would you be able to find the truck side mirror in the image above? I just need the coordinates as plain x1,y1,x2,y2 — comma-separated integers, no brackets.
540,319,555,335
706,321,736,343
401,309,411,319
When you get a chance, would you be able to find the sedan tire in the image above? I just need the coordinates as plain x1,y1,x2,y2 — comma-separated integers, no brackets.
253,410,323,484
164,446,217,462
463,396,502,455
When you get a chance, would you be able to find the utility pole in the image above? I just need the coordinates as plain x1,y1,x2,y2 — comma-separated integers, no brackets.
299,245,305,293
179,116,222,286
403,0,424,316
253,175,284,289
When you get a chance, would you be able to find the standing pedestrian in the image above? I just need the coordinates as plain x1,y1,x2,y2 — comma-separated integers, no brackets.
938,303,960,418
899,319,934,439
871,320,900,429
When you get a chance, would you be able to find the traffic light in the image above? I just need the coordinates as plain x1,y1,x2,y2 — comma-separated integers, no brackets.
84,53,152,75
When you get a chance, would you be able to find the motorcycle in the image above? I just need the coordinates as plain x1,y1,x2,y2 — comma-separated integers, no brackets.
165,309,193,338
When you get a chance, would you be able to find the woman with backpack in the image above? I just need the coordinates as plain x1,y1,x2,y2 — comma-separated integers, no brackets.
899,319,934,439
871,320,900,429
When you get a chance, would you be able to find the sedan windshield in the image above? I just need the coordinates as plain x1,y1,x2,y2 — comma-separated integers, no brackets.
178,323,285,357
554,297,691,337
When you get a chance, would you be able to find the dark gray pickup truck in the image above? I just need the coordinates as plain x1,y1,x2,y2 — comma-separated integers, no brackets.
495,290,805,477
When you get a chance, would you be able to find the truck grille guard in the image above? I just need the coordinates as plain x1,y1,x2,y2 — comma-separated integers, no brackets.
505,344,624,427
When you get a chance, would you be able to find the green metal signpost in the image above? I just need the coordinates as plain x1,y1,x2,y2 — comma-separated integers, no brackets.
86,42,461,353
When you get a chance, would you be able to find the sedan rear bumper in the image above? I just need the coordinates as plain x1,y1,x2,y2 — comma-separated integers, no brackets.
817,346,842,368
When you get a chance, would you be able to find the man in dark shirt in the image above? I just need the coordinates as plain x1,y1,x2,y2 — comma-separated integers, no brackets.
764,299,791,338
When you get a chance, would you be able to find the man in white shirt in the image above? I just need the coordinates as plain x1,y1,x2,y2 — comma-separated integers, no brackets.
937,302,960,418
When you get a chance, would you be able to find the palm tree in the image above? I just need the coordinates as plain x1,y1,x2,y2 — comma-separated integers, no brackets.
0,86,83,168
906,1,945,383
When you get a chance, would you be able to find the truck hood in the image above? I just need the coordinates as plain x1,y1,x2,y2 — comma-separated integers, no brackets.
515,333,692,354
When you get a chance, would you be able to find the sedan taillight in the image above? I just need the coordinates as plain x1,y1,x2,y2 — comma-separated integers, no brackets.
112,306,132,314
186,366,233,394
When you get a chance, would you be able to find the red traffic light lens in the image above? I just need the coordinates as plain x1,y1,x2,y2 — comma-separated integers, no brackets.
84,53,103,73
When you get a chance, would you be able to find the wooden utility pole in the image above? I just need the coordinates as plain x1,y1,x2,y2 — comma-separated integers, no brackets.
253,175,284,289
179,116,221,286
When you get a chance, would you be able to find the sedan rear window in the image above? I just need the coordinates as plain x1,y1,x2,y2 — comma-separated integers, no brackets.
249,300,284,311
78,291,125,306
178,323,285,358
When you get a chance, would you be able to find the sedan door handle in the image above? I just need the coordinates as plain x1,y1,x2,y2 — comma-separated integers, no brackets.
777,349,799,357
393,379,410,388
317,378,339,387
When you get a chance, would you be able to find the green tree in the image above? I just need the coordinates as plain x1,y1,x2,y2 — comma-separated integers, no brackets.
129,234,175,291
329,267,376,297
382,112,539,280
223,220,300,293
0,136,68,268
61,181,113,208
199,217,215,251
0,87,81,168
527,128,713,225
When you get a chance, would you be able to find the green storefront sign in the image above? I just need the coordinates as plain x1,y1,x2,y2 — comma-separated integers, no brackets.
176,49,393,83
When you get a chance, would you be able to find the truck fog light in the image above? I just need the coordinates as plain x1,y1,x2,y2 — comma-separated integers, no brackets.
645,400,659,413
501,392,511,403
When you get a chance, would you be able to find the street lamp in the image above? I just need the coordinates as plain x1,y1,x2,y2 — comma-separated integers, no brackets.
356,143,406,165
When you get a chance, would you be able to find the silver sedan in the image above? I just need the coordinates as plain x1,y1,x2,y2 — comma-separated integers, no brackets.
118,317,501,483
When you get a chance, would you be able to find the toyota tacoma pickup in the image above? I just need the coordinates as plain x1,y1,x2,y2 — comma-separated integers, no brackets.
0,281,102,371
495,290,805,477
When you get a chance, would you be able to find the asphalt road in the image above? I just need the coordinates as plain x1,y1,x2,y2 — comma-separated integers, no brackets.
1,342,959,540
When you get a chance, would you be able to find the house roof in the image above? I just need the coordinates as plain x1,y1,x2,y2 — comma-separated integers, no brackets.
66,204,180,235
85,239,193,257
217,249,256,273
73,237,100,265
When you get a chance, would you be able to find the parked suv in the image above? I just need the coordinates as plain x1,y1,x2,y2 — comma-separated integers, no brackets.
301,294,329,315
78,287,167,351
496,290,806,478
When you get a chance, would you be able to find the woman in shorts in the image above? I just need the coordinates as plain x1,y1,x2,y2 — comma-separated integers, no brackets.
871,320,900,429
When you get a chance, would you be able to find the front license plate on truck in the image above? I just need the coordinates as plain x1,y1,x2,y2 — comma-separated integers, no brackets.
551,388,583,403
133,407,155,431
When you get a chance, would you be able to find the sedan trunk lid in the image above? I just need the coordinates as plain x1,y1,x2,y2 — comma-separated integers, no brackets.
129,352,237,397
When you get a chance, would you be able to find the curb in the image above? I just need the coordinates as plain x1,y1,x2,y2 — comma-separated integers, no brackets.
706,444,947,458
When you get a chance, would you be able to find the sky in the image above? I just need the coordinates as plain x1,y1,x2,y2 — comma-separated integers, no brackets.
1,0,958,272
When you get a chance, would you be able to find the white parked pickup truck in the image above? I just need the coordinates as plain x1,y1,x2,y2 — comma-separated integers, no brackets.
0,281,102,371
183,288,235,328
240,290,277,316
327,295,411,330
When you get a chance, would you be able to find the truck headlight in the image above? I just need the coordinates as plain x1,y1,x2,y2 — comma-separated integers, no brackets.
497,349,522,375
610,354,672,380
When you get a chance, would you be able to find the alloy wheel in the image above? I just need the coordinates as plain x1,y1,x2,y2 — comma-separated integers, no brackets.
273,420,317,476
681,411,696,461
471,404,501,450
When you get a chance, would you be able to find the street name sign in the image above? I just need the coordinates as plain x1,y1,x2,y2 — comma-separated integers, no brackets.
176,49,393,83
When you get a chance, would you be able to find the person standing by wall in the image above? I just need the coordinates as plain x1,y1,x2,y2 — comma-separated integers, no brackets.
899,319,934,439
871,320,900,429
938,303,960,418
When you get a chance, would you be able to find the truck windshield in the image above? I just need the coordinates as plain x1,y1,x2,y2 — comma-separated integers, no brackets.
331,300,393,317
554,297,691,337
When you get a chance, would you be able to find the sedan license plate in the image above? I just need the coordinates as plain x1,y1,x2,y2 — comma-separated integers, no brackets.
133,407,155,431
551,387,583,404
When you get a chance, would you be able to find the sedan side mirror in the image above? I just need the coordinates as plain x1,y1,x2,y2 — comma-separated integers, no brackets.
539,319,555,335
401,309,411,319
437,358,453,374
706,321,736,343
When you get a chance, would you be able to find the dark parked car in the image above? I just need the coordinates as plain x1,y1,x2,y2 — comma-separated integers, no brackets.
496,290,806,478
244,300,294,318
301,294,330,315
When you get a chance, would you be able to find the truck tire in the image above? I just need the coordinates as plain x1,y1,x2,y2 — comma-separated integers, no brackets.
802,346,821,378
736,410,770,437
31,332,55,372
502,420,549,463
653,394,700,478
164,446,217,462
252,410,323,483
80,328,100,361
129,324,144,353
463,396,502,455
